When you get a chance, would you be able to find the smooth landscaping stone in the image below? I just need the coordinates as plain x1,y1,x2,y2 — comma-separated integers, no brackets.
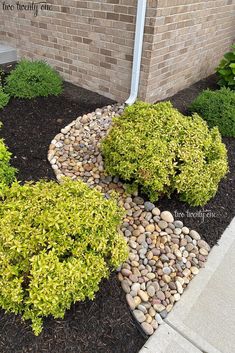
161,211,174,223
133,310,146,323
126,294,136,310
147,285,155,297
154,304,166,313
138,290,149,302
152,207,161,216
144,202,155,211
141,322,154,336
158,220,168,230
121,280,130,294
190,230,201,240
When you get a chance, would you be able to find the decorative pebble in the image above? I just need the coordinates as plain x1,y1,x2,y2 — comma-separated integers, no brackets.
161,211,174,223
141,322,154,336
121,280,130,294
153,304,165,313
133,310,146,323
191,266,199,275
176,281,183,294
145,224,155,233
151,320,158,330
198,239,210,252
126,294,136,310
155,313,163,324
152,207,161,216
134,296,142,307
160,310,168,319
138,290,149,302
158,220,168,230
174,220,183,228
156,291,165,301
190,230,201,240
147,285,156,297
144,202,155,212
138,305,148,314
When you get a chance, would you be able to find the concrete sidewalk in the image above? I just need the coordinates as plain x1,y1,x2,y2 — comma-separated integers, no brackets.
140,217,235,353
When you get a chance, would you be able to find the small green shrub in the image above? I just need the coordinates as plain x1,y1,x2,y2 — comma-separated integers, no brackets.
0,87,10,109
5,59,63,99
189,88,235,137
216,44,235,89
0,123,17,193
101,101,228,206
0,178,127,335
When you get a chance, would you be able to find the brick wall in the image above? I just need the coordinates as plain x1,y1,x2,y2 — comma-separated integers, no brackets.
0,0,158,102
0,0,234,103
144,0,235,102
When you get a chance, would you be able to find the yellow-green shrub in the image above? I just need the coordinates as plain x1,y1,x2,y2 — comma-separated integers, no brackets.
101,101,228,206
0,178,127,335
0,123,17,195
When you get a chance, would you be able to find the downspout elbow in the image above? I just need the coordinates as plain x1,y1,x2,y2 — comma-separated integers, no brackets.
125,91,138,106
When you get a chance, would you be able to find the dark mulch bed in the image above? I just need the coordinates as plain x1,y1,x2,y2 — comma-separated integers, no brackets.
0,71,234,353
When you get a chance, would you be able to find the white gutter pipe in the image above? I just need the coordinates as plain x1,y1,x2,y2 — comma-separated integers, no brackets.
125,0,147,106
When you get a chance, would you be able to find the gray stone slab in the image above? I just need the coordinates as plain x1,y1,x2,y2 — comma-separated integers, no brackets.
166,217,235,353
139,323,202,353
0,43,17,64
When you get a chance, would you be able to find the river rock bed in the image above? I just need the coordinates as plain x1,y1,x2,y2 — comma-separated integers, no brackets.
118,199,210,336
48,105,210,337
48,104,125,195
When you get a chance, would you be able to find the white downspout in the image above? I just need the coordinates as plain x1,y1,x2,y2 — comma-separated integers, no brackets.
125,0,147,106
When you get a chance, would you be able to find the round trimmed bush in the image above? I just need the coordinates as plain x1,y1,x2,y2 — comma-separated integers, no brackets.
0,87,10,109
5,59,63,99
0,178,127,335
101,101,228,206
189,88,235,137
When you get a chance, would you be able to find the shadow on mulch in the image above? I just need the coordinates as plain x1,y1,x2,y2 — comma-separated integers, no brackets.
0,72,234,353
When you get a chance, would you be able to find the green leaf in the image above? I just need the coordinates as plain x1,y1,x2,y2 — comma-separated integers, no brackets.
224,52,235,61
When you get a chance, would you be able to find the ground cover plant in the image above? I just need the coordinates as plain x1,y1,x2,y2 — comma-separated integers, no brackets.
102,101,228,207
0,178,127,336
190,87,235,137
216,44,235,89
5,59,63,99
